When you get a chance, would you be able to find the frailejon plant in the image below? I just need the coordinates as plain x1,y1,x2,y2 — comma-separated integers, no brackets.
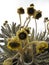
0,3,49,65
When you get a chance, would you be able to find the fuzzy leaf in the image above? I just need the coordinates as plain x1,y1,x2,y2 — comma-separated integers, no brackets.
6,24,12,33
39,30,46,40
0,45,15,56
11,22,16,35
15,24,20,33
0,33,7,38
1,26,11,37
30,28,34,41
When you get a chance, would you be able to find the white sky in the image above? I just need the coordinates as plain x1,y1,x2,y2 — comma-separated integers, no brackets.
0,0,49,33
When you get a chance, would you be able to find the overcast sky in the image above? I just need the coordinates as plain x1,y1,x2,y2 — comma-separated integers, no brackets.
0,0,49,33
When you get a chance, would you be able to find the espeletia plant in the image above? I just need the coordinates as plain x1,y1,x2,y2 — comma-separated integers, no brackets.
0,3,49,65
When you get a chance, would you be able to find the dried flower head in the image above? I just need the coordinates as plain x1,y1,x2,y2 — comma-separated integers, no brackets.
3,20,8,26
44,17,48,22
5,20,8,23
17,7,25,14
27,7,35,16
3,23,6,26
30,3,34,7
7,37,21,51
33,10,42,19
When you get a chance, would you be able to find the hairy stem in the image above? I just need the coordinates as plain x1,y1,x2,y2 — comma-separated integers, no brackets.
23,16,30,27
19,14,21,29
26,16,31,27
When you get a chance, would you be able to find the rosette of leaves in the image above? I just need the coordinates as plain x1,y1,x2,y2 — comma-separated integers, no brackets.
0,21,21,59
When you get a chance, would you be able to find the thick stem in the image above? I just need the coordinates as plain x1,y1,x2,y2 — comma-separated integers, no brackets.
23,41,38,64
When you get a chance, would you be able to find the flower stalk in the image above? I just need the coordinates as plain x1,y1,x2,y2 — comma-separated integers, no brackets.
35,19,37,39
26,16,31,27
19,14,21,28
23,16,30,27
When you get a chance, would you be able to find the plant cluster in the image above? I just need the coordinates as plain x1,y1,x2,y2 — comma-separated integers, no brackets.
0,3,49,65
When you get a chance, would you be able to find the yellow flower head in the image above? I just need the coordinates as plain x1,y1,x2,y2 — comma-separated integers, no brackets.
36,41,48,54
39,41,48,49
17,7,25,14
7,37,22,51
33,10,42,19
16,29,28,41
27,7,35,16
